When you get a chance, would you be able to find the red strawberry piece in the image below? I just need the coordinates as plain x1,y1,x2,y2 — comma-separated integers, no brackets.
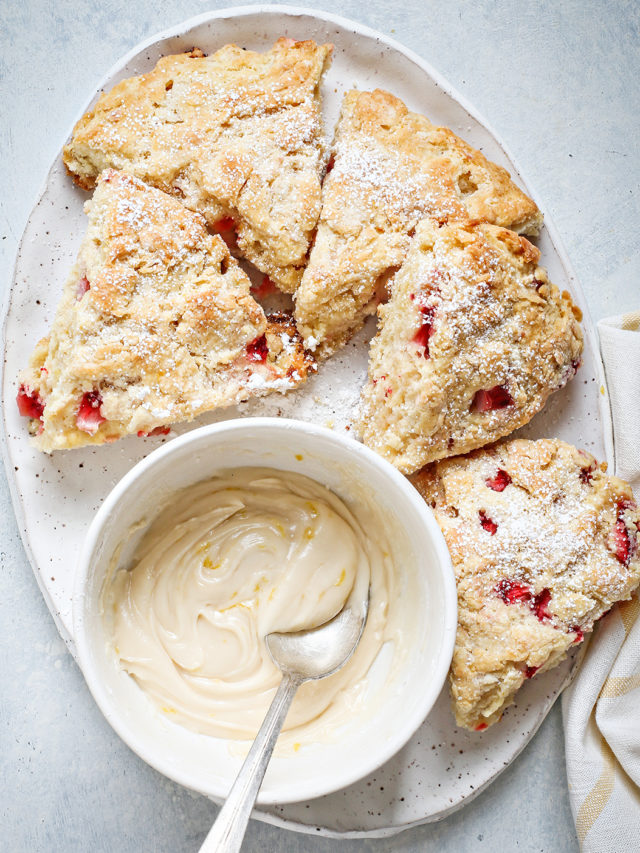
495,580,551,621
495,579,532,605
571,627,584,644
486,469,512,492
75,275,90,300
611,500,638,566
533,588,552,621
325,154,335,174
251,275,278,299
137,426,171,437
475,722,488,731
412,305,436,357
579,465,595,485
76,391,106,434
524,665,540,679
571,359,582,373
612,519,632,565
16,385,44,419
246,334,269,362
478,510,498,535
212,217,237,249
614,499,638,566
471,385,513,412
213,216,235,233
619,498,638,513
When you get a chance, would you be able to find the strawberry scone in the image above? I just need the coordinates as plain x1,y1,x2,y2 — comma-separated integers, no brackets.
356,219,583,473
294,88,543,356
63,39,333,293
17,170,314,452
411,439,640,730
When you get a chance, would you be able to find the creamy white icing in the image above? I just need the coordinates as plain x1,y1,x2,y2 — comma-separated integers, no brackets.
103,468,404,746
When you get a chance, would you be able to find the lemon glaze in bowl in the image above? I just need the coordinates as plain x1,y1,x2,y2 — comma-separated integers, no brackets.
73,418,457,804
105,466,391,744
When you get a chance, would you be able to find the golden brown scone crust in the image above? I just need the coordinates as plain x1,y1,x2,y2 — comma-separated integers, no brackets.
18,170,314,452
356,219,583,473
63,39,333,293
411,439,640,730
294,89,543,356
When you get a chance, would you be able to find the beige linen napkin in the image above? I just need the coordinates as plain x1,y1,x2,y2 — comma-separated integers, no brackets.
562,311,640,851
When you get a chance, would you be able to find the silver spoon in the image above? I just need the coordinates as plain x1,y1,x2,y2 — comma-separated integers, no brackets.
198,580,370,853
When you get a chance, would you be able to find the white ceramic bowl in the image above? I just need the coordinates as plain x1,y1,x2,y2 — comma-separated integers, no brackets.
73,418,457,804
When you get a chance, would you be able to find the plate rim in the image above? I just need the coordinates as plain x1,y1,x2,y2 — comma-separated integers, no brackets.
0,2,614,839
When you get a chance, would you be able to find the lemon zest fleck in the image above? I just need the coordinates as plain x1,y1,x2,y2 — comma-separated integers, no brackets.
220,601,250,614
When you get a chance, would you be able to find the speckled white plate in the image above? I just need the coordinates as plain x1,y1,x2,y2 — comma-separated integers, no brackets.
1,4,613,840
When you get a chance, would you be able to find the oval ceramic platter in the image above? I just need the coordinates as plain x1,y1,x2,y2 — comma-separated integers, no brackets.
1,4,613,840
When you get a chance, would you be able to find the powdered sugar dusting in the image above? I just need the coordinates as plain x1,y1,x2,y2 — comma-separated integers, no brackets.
295,87,542,353
64,41,332,291
436,441,640,633
329,134,469,229
22,171,313,450
415,438,640,729
358,220,583,472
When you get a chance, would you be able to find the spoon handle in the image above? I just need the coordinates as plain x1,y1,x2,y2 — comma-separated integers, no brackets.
198,672,302,853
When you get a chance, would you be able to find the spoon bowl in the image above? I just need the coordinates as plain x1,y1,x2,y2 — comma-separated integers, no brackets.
266,581,370,681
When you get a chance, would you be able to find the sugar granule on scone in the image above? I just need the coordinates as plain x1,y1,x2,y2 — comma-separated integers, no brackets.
16,170,314,452
356,219,583,473
63,39,333,294
411,439,640,730
294,88,543,356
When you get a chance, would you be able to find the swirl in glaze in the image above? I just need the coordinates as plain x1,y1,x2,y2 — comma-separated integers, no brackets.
104,468,400,744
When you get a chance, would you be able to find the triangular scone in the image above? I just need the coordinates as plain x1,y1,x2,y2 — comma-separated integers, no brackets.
294,89,543,355
356,219,583,473
17,170,314,452
62,39,333,293
411,439,640,730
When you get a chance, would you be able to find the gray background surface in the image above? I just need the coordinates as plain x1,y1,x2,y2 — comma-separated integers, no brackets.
1,1,638,851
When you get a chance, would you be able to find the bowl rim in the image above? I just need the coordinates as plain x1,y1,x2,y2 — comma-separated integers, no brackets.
73,417,457,804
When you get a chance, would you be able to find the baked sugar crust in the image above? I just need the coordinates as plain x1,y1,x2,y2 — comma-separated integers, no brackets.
17,170,314,451
63,40,333,294
411,439,640,730
294,88,543,356
356,219,583,473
